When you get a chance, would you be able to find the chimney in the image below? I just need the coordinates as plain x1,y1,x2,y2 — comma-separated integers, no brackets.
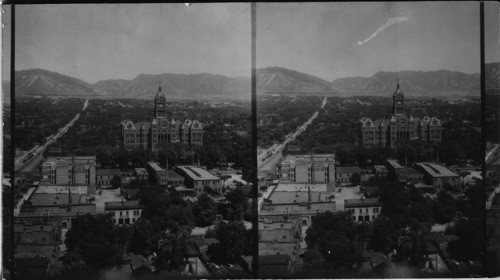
121,199,124,205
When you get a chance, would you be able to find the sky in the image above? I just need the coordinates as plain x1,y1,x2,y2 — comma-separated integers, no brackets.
257,2,483,81
3,3,250,83
485,1,500,63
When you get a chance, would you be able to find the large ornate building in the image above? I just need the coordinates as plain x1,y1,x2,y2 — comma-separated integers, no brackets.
122,85,203,151
360,81,442,149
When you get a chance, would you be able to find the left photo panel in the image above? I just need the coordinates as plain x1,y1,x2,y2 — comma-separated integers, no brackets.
6,4,254,279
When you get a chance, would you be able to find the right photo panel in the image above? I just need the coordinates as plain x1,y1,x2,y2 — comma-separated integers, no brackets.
485,0,500,277
256,2,484,278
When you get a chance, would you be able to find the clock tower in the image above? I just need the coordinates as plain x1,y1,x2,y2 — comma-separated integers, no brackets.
154,82,167,119
393,79,405,116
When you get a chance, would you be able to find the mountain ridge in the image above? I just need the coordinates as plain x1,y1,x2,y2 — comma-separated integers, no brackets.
6,64,496,98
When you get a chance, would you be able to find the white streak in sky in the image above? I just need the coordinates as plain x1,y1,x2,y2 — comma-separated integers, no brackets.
357,16,409,46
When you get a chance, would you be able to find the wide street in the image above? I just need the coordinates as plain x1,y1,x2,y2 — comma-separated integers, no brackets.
258,96,327,176
14,99,89,173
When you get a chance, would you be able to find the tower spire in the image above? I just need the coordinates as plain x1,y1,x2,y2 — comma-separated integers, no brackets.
159,80,162,92
396,78,400,89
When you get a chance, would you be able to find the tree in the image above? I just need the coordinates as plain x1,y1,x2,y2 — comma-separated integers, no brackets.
367,216,399,253
65,214,126,269
128,219,160,256
350,172,361,186
433,190,456,224
305,211,363,269
207,221,249,264
153,236,188,272
447,218,484,262
193,193,217,227
224,187,249,221
110,175,122,189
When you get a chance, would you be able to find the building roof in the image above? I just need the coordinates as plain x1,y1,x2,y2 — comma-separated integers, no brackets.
274,183,327,193
403,167,423,177
147,162,165,172
281,154,335,165
373,165,388,173
344,198,383,208
42,156,96,167
386,159,403,169
259,254,290,265
105,200,143,210
167,170,183,179
134,168,149,176
267,191,327,204
176,166,220,181
336,166,362,174
415,162,459,178
96,168,122,176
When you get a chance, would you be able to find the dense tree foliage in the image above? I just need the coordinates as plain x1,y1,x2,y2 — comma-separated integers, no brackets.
207,221,250,264
193,193,217,227
433,190,457,224
305,211,364,270
447,218,484,262
65,214,131,269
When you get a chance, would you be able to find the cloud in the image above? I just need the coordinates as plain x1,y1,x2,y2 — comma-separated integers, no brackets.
357,16,409,46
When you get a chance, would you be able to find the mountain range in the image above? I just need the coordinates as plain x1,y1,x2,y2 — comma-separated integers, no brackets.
5,63,498,99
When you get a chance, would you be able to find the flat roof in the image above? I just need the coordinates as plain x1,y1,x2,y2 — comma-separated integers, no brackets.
373,165,388,172
43,156,96,167
274,183,327,193
167,170,184,178
96,169,122,176
344,198,382,208
28,193,87,206
21,204,96,214
134,168,149,175
262,202,336,213
415,162,459,178
386,159,403,169
105,200,142,210
404,167,423,176
336,166,362,173
268,191,327,204
35,185,88,195
281,154,334,165
259,254,290,265
147,162,165,172
177,166,220,181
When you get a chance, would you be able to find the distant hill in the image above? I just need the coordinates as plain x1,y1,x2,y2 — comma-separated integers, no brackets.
332,70,480,95
7,64,493,99
486,62,500,90
94,73,250,99
10,68,250,99
13,68,108,97
256,66,345,94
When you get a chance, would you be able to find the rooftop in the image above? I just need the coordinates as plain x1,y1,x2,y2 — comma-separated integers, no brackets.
386,159,403,169
134,168,148,176
274,183,327,193
176,166,220,181
415,162,459,178
105,200,143,210
344,197,383,208
147,162,165,172
167,170,183,178
43,156,96,167
336,166,362,173
281,154,334,165
267,191,327,204
96,168,122,176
